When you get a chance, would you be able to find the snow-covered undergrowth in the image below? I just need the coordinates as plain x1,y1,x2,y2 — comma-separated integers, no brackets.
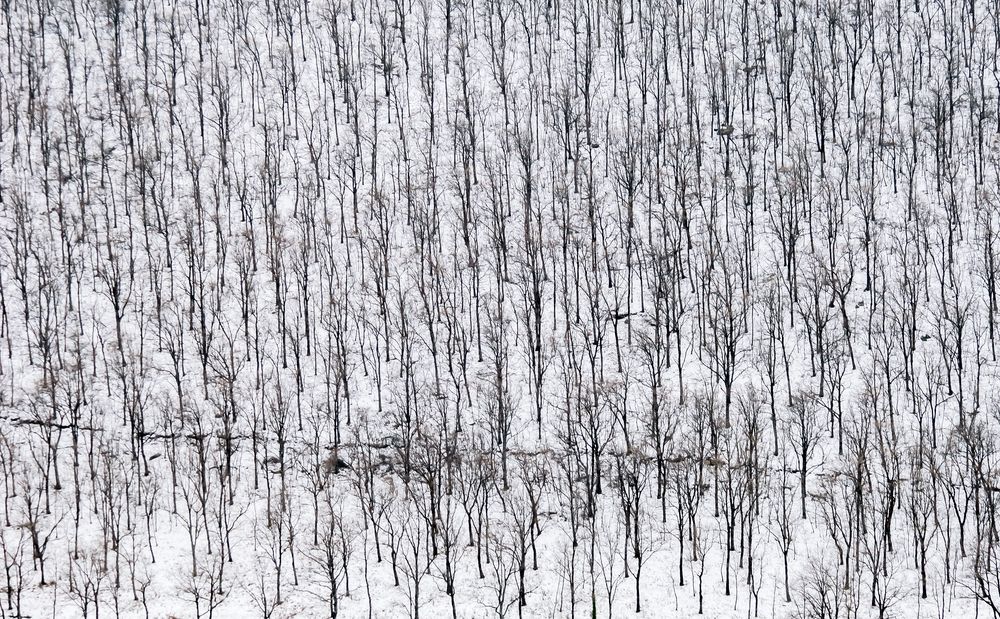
1,0,999,616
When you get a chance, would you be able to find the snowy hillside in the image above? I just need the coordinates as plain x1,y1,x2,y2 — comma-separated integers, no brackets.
1,0,999,617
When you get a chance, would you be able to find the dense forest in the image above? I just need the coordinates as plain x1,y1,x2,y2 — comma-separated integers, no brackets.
1,0,1000,616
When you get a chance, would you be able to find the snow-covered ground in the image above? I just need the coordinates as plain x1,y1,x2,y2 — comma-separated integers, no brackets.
1,0,999,616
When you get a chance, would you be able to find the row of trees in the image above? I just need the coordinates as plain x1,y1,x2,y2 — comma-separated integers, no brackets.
1,0,999,616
